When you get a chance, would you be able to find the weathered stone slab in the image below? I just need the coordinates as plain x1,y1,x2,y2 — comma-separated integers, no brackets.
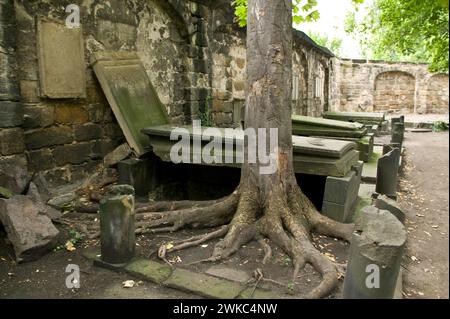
27,182,62,220
103,143,132,167
91,51,170,156
343,206,406,299
163,268,244,299
205,266,251,283
292,115,366,130
37,19,86,98
143,125,357,159
362,146,383,184
124,258,173,284
0,162,30,194
323,111,385,125
0,195,60,262
376,148,400,199
143,126,360,177
100,185,135,264
292,115,367,138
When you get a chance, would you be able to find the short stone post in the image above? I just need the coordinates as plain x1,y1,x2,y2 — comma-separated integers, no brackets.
100,185,136,264
343,206,406,299
376,147,400,199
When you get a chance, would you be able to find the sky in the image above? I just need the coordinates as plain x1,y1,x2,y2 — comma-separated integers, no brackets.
294,0,373,59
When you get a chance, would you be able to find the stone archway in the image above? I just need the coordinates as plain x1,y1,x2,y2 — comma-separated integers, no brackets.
311,60,327,117
426,74,449,114
374,71,416,112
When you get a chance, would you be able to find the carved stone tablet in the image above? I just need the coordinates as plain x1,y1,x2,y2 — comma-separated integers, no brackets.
37,19,86,98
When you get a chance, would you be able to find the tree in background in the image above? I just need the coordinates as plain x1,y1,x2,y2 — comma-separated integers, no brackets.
346,0,449,72
307,31,343,56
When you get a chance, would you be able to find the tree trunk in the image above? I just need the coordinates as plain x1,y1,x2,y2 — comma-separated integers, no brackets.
136,0,354,299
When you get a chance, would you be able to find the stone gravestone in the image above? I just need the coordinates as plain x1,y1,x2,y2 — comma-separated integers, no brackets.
343,206,406,299
100,185,136,264
37,19,86,98
376,147,400,199
91,52,170,156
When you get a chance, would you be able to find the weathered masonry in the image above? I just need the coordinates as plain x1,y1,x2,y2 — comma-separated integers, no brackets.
0,0,448,186
334,59,449,114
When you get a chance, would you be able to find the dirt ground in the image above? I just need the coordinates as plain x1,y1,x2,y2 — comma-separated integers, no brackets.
399,131,449,299
0,132,448,299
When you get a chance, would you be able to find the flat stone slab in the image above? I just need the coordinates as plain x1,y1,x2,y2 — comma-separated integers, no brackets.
91,51,169,156
0,195,59,262
362,146,383,183
163,268,244,299
205,266,251,283
37,19,86,98
143,125,357,159
125,258,173,284
323,111,385,124
292,115,367,138
292,115,365,130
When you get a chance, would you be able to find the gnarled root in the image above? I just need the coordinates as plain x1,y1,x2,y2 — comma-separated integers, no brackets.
139,180,354,299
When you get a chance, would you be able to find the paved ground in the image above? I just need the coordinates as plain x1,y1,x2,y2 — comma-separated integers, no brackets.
399,131,449,299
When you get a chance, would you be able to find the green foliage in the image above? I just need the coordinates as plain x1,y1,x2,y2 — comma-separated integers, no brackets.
432,121,449,132
307,31,343,55
346,0,449,72
232,0,321,27
68,229,85,245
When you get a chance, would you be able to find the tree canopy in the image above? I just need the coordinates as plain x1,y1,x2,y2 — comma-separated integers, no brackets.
307,31,343,56
346,0,449,72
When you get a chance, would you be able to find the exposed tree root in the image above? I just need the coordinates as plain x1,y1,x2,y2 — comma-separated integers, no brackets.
137,180,354,299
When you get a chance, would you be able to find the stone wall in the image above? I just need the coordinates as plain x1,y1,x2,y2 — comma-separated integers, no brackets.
334,59,449,114
0,0,448,186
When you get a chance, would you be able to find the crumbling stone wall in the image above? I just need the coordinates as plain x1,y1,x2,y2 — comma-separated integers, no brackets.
334,59,449,114
1,0,448,187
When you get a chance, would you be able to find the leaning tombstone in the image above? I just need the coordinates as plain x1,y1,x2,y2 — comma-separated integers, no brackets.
391,122,405,150
376,148,400,199
100,185,136,264
343,206,406,299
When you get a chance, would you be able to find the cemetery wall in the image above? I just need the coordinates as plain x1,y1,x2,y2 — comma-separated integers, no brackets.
334,59,449,114
0,0,448,186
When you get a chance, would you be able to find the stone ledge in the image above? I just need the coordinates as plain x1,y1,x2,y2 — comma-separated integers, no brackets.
163,268,245,299
83,248,257,299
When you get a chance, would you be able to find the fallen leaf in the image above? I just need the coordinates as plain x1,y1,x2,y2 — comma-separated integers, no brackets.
166,243,174,250
65,241,76,252
410,256,419,262
122,280,136,288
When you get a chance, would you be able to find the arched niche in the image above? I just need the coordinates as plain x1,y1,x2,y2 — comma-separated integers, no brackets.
292,50,309,115
373,71,416,112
